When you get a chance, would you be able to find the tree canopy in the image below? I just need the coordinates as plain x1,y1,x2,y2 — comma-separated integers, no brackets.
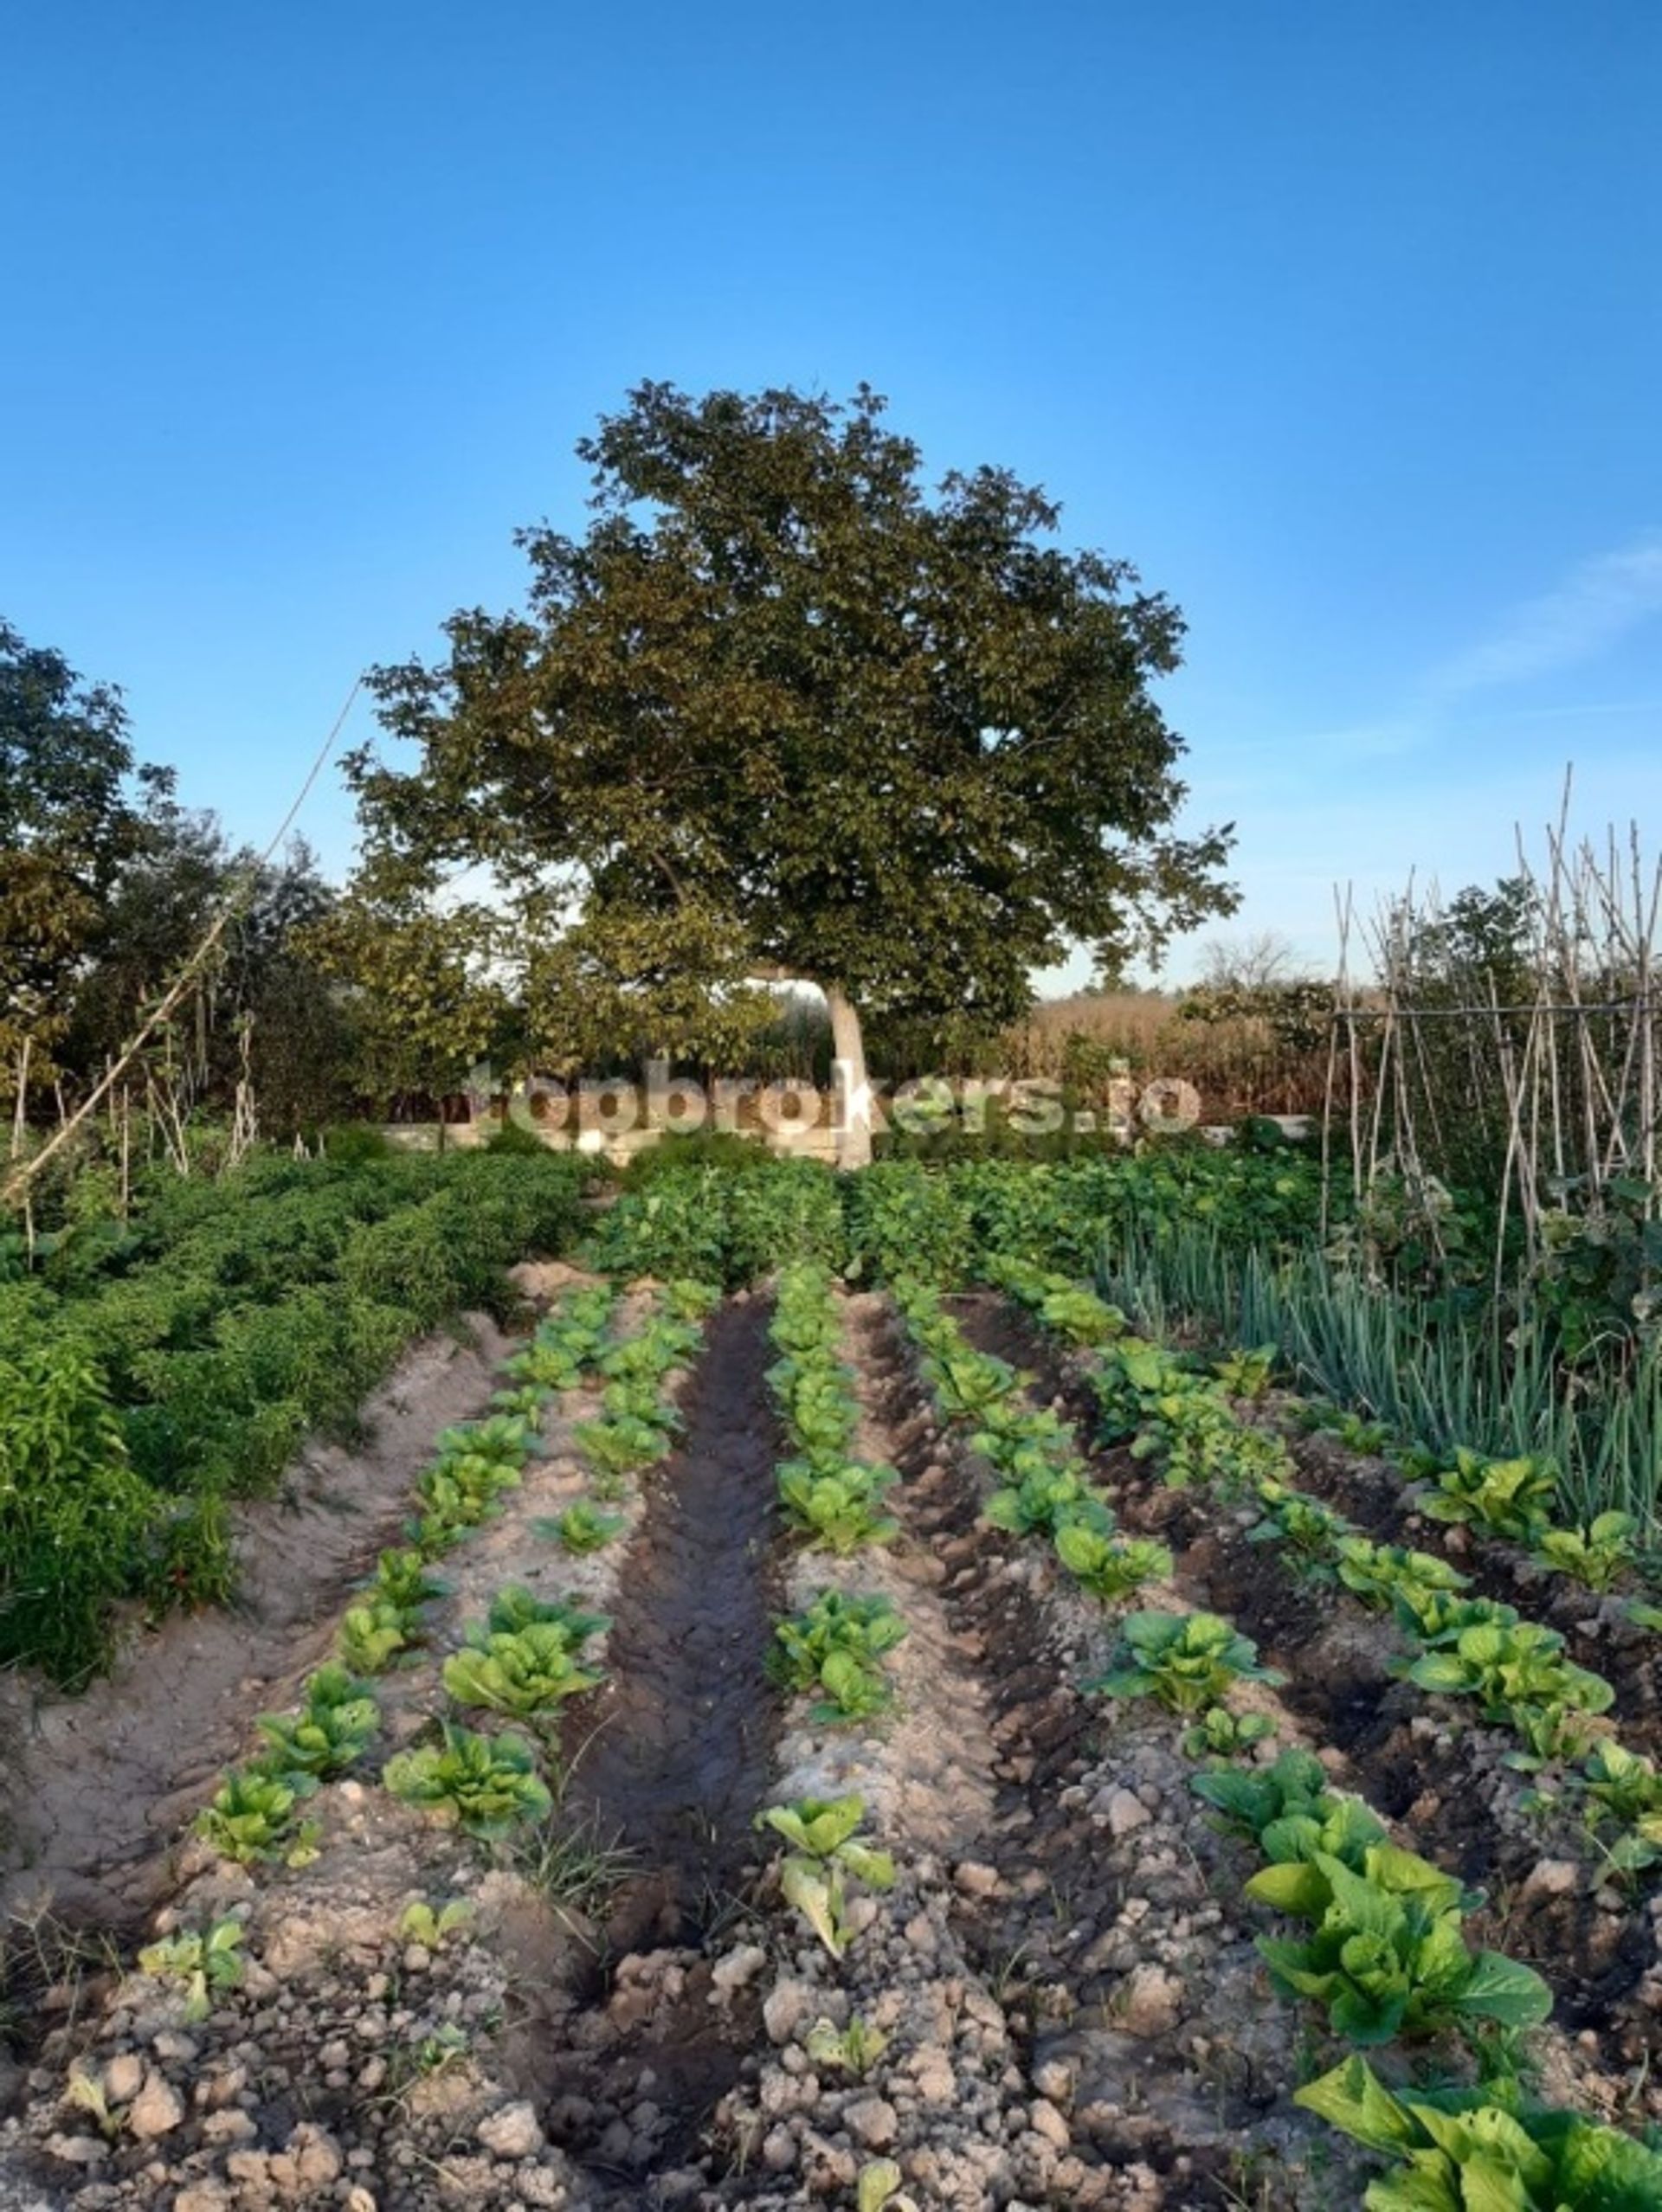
349,383,1237,1158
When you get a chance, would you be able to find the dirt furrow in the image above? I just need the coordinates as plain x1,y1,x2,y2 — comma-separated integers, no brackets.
530,1289,789,2196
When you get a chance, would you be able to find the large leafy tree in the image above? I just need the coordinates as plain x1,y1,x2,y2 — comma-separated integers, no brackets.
350,383,1236,1163
0,619,167,1095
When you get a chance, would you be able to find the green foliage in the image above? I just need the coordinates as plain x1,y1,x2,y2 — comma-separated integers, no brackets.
138,1918,247,2023
1420,1450,1559,1542
982,1462,1110,1540
804,2015,889,2077
1296,2054,1662,2209
1533,1512,1637,1591
541,1502,626,1554
254,1663,379,1778
1054,1521,1173,1602
383,1721,552,1836
1580,1742,1662,1874
1405,1619,1615,1763
0,1152,590,1679
442,1617,605,1720
776,1459,899,1553
844,1162,976,1286
1334,1535,1468,1615
194,1762,321,1868
1180,1703,1275,1759
757,1793,895,1959
769,1591,908,1723
770,1266,900,1553
984,1256,1125,1346
338,1597,418,1675
1246,1480,1352,1574
397,1897,476,1950
0,1341,157,1682
1249,1841,1551,2045
1214,1343,1279,1399
1089,1609,1285,1714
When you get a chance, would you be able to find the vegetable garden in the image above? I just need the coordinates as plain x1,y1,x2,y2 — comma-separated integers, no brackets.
2,1141,1661,2212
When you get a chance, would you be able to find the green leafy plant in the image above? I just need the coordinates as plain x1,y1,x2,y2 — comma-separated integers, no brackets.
482,1584,610,1641
1053,1521,1173,1601
1296,2053,1662,2209
776,1459,899,1553
757,1794,895,1959
442,1621,605,1719
195,1762,321,1868
1088,1609,1285,1714
371,1546,447,1613
857,2159,921,2212
383,1721,552,1836
397,1897,476,1950
804,2014,890,2077
1248,1842,1551,2046
1335,1535,1468,1614
1534,1512,1638,1592
982,1460,1110,1540
1214,1343,1279,1399
1420,1450,1558,1543
337,1596,417,1674
1246,1481,1351,1574
1191,1748,1369,1849
540,1501,626,1554
769,1591,907,1723
573,1413,667,1480
1404,1619,1615,1763
254,1663,379,1778
1181,1704,1276,1759
138,1917,246,2022
1580,1741,1662,1874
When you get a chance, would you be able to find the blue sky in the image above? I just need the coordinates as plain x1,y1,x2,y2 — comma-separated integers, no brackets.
5,2,1659,986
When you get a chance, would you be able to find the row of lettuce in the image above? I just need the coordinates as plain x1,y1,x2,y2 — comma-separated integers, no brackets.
188,1278,705,1874
893,1276,1662,2210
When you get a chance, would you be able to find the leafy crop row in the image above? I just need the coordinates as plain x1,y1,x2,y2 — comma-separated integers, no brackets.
768,1264,900,1553
0,1152,593,1682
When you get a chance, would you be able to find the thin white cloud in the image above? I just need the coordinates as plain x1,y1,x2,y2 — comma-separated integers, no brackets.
1429,533,1662,698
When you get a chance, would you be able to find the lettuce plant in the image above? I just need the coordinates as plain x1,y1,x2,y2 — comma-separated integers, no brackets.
1249,1842,1551,2045
541,1502,626,1554
1420,1450,1558,1543
758,1794,895,1959
1193,1749,1383,1857
982,1462,1110,1540
483,1585,610,1641
338,1597,416,1675
1335,1536,1467,1614
1405,1619,1615,1761
372,1546,447,1612
1533,1512,1638,1592
195,1762,321,1868
1054,1521,1173,1602
442,1622,604,1718
1214,1344,1279,1400
1089,1609,1285,1714
1182,1704,1275,1759
770,1591,907,1723
1581,1741,1662,1873
383,1721,551,1836
776,1460,899,1553
255,1663,379,1778
138,1918,246,2022
573,1413,665,1480
1246,1481,1351,1573
398,1897,475,1950
1296,2054,1662,2210
805,2015,889,2076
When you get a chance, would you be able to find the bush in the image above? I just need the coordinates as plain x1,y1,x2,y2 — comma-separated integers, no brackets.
0,1342,158,1683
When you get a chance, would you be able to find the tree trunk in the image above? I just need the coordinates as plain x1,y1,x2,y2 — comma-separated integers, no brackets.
824,982,874,1172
